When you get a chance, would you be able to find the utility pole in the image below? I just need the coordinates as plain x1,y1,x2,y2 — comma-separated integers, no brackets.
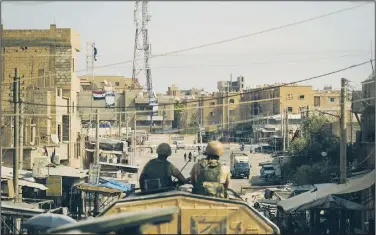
285,108,289,149
95,109,100,164
282,108,285,151
86,42,95,127
118,111,122,140
126,114,129,140
19,94,24,171
13,68,20,199
133,111,137,166
340,78,347,184
228,74,231,129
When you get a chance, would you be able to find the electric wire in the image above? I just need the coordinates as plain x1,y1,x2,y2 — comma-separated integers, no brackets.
4,60,371,109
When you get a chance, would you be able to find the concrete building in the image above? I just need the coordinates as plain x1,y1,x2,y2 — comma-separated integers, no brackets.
78,89,176,133
1,24,84,169
353,72,375,169
166,84,207,98
134,93,176,131
217,75,245,93
79,75,142,92
241,84,358,143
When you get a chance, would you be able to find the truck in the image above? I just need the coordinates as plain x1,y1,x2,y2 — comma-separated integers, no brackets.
230,152,251,179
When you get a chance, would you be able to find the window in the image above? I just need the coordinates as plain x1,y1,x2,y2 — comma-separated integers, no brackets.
115,82,120,86
76,93,79,111
330,97,335,102
286,94,293,100
72,102,75,113
209,102,215,105
299,95,305,100
38,69,45,87
314,96,321,107
62,116,70,141
30,125,35,144
72,58,75,72
287,107,293,113
75,142,81,159
57,124,61,142
229,99,235,104
210,112,215,117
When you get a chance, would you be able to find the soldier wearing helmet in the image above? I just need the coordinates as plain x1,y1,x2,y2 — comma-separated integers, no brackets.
139,143,187,192
190,141,231,198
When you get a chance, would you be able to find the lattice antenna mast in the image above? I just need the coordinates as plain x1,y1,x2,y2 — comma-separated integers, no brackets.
131,1,156,105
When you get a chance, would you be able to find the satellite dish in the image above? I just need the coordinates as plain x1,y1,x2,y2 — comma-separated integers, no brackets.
51,134,59,144
321,152,327,157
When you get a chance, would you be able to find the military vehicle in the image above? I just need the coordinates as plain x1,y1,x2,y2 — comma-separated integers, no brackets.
84,181,279,234
49,175,280,234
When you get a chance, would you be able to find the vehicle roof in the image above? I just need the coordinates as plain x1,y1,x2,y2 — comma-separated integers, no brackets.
99,190,280,234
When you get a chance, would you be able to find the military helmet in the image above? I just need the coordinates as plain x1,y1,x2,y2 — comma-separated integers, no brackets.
156,143,172,156
204,140,224,157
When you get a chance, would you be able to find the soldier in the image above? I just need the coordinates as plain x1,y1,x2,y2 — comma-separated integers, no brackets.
190,141,231,198
139,143,187,192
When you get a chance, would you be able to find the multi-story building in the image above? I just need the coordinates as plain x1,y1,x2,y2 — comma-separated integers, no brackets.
353,72,375,169
217,75,245,93
79,75,142,92
1,24,84,169
242,84,358,142
134,93,175,131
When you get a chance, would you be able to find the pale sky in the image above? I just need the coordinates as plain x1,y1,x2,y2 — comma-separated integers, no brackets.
2,1,375,92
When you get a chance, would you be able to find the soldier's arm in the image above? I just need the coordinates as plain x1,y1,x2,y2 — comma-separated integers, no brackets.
190,163,197,185
169,163,187,184
223,166,231,189
139,162,150,190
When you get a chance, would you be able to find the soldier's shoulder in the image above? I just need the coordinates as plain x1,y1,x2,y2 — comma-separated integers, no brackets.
221,165,230,173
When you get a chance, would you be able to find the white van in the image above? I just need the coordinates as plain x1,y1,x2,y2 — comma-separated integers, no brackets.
176,141,185,149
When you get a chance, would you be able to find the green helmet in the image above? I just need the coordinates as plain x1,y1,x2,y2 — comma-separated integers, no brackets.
156,143,172,156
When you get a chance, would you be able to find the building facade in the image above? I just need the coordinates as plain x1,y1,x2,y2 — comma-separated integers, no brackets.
1,24,84,169
79,75,142,92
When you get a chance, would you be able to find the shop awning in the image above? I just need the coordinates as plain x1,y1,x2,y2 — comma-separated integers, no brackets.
277,169,375,213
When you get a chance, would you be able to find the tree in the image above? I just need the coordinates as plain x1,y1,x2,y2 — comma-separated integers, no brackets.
286,114,342,184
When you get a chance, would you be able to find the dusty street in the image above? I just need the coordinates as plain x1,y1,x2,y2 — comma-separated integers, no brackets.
134,145,272,192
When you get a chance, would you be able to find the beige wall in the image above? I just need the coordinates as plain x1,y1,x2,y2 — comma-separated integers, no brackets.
79,75,142,92
1,24,83,168
279,86,314,114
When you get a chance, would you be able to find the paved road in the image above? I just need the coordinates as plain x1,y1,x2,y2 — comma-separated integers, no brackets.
134,145,272,192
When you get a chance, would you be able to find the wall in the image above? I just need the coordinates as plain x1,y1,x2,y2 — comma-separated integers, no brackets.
279,86,314,114
202,95,222,130
78,91,127,121
79,75,141,92
1,24,83,168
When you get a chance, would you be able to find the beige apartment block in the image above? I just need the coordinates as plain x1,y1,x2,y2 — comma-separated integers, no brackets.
79,75,142,92
243,84,314,117
1,24,84,169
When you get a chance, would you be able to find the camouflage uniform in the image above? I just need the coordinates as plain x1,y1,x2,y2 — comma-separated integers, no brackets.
140,158,181,190
140,143,184,191
190,141,230,198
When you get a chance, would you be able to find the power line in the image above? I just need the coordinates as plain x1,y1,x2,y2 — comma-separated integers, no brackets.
76,2,370,72
3,91,373,117
74,53,369,70
1,2,370,85
6,60,372,109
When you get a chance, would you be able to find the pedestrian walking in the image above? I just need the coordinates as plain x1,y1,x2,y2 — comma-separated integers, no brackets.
184,153,187,162
188,152,192,162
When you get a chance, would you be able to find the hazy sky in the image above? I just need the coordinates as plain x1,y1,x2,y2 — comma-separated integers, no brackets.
2,1,375,92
